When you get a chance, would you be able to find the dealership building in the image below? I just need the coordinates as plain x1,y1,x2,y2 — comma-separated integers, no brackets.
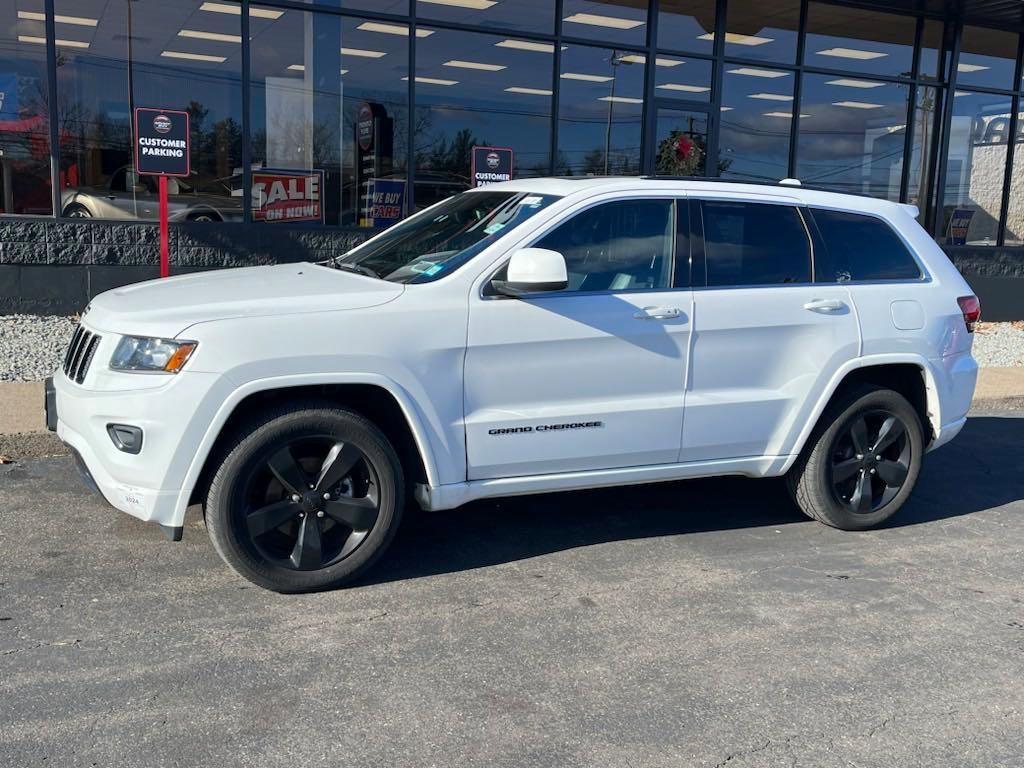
2,0,1024,317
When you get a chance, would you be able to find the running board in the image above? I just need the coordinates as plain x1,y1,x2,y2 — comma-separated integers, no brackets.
414,455,794,511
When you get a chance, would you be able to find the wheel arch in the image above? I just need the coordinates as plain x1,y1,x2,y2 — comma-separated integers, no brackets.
179,376,438,520
782,355,939,474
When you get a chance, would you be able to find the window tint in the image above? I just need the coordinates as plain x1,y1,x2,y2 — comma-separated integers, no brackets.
701,202,810,286
534,199,676,292
812,209,923,282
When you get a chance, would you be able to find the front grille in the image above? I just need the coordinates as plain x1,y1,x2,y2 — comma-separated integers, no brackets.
63,324,102,384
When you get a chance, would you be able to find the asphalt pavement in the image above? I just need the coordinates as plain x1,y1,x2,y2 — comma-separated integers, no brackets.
1,413,1022,768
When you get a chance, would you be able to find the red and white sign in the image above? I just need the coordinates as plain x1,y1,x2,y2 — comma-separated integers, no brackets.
252,170,324,223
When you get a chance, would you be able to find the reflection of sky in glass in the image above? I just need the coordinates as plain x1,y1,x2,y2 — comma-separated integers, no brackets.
557,45,646,175
562,0,648,48
657,0,716,54
414,28,554,176
804,3,916,78
957,26,1020,91
416,0,555,35
724,0,799,63
719,66,794,182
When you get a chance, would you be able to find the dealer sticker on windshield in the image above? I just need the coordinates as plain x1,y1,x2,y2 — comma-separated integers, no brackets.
520,196,544,207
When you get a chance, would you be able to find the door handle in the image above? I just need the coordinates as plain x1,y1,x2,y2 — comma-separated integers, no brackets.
803,298,846,313
634,306,683,320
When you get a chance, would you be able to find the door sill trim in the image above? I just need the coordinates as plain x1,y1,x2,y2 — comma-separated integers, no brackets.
415,454,794,511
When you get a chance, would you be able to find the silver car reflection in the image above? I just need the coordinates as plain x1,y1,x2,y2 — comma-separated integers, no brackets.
61,166,242,222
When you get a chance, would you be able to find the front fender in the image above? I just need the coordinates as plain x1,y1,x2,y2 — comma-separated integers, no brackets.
168,372,442,528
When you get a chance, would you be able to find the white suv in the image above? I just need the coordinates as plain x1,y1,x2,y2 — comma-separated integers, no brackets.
48,178,980,592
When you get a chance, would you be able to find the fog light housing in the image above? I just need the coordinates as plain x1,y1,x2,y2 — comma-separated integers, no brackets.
107,424,143,454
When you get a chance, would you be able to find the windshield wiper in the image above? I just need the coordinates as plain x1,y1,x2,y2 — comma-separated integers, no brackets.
333,261,380,278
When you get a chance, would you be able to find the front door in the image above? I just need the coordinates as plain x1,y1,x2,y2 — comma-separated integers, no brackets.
464,197,692,480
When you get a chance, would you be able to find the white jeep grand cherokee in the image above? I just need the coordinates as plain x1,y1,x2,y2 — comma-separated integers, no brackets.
48,178,980,592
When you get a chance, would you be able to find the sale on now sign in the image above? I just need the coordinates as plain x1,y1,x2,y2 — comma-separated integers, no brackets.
252,170,325,223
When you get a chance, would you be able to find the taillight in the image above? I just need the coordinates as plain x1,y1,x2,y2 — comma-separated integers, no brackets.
957,295,981,332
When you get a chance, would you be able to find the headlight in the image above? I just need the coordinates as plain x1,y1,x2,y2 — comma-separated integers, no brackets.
110,336,197,373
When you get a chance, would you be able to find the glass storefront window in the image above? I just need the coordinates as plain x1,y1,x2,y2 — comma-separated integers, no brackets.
804,3,916,78
723,0,800,64
654,55,712,102
413,27,552,209
292,0,408,14
2,1,53,214
957,26,1019,91
562,0,648,48
940,90,1011,246
416,0,554,35
796,74,910,200
657,0,716,55
55,0,242,222
919,19,946,83
719,64,795,181
249,7,408,227
557,44,646,176
907,87,941,220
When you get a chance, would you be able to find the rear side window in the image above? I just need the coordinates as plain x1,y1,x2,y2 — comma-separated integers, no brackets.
701,201,811,287
811,208,923,283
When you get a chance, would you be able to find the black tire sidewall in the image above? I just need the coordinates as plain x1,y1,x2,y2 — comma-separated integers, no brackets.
206,406,403,592
798,387,924,530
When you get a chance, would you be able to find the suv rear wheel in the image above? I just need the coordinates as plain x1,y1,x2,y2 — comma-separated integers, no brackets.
787,385,924,530
205,403,403,592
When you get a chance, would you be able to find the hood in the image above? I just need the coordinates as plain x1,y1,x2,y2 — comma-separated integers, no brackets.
84,263,404,338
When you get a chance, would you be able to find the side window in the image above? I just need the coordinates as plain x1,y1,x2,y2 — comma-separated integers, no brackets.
811,208,923,282
701,201,811,287
533,199,675,292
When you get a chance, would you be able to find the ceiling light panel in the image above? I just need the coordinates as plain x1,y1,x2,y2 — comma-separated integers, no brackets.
358,22,432,37
19,35,89,48
178,30,242,43
825,78,886,89
563,13,644,30
598,96,643,104
505,87,553,95
832,101,883,109
727,67,790,78
202,2,284,19
656,83,710,93
562,72,614,82
419,0,497,8
162,50,226,62
697,32,773,46
403,76,459,85
341,47,387,58
18,11,98,26
748,92,793,101
815,47,887,60
617,54,683,66
444,60,506,71
495,39,561,53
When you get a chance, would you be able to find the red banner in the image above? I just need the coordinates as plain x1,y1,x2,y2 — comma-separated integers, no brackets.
252,170,325,223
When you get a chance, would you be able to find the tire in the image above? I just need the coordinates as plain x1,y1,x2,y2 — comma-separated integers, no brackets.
63,203,92,218
205,401,404,592
786,385,924,530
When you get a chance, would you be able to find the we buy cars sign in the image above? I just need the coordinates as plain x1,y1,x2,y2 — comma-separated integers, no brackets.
252,170,325,223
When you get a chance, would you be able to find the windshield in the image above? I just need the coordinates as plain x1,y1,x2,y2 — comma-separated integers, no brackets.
335,191,560,283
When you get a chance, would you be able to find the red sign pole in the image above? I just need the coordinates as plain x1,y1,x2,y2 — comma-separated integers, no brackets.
159,175,169,278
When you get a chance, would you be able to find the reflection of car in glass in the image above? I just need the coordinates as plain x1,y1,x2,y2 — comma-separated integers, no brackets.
61,166,242,222
49,178,979,593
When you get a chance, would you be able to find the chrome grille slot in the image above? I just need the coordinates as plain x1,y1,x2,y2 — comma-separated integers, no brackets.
62,324,102,384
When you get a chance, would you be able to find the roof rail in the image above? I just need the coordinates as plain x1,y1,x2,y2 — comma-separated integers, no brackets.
636,174,887,201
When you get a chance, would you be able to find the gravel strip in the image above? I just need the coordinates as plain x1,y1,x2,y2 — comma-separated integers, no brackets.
2,314,1023,382
973,321,1024,368
0,315,78,382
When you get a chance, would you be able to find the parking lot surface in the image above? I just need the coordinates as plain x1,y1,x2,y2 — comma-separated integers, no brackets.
2,413,1023,768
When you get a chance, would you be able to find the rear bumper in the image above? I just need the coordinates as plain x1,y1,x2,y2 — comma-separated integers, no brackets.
927,350,978,452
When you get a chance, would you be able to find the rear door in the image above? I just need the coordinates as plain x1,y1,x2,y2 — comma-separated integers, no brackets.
680,197,860,462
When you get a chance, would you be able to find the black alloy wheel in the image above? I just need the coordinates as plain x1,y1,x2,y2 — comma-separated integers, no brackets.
787,385,924,531
242,437,381,571
205,404,404,592
829,410,911,515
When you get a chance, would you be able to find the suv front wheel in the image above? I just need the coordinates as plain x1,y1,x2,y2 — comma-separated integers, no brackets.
205,403,404,592
787,385,924,530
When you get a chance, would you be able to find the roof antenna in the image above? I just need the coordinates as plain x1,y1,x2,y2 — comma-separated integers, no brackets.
779,178,802,187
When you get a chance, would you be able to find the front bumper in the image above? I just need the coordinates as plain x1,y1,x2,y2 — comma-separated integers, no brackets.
50,364,224,533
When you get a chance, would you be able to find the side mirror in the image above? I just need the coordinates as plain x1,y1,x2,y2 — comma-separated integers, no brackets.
493,248,568,296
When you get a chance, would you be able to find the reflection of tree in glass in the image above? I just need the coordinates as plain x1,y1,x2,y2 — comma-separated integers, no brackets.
417,127,486,185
